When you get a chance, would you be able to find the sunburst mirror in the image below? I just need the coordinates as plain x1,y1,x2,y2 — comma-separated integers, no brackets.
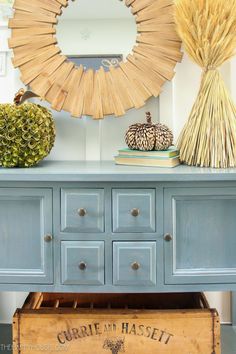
9,0,182,119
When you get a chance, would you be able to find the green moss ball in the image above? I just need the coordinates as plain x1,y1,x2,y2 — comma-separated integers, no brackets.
0,103,56,167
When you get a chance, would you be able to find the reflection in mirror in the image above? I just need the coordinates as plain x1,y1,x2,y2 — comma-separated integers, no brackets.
57,0,137,60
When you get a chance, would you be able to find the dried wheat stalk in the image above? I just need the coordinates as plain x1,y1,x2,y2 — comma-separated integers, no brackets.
175,0,236,168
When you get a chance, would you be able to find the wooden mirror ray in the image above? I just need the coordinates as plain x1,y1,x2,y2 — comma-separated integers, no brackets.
9,0,183,119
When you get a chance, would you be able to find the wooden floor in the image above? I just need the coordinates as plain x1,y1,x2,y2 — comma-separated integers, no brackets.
0,325,236,353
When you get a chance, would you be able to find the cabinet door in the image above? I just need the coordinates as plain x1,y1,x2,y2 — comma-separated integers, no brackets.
0,188,53,284
164,187,236,284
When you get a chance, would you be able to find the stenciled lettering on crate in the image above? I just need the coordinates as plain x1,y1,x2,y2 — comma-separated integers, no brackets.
57,321,174,346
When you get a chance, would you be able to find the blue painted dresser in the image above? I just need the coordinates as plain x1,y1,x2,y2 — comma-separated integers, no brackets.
0,161,236,295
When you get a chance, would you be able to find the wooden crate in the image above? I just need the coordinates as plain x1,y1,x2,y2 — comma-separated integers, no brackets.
13,293,221,354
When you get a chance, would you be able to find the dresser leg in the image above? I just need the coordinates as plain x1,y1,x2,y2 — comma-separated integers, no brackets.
232,292,236,327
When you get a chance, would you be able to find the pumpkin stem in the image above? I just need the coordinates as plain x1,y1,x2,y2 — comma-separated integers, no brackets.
146,112,152,124
14,89,25,105
14,89,40,106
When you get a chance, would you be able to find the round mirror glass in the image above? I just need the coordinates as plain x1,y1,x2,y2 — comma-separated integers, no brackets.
57,0,137,69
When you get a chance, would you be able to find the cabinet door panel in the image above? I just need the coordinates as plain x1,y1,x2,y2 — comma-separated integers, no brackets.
164,188,236,284
0,188,53,284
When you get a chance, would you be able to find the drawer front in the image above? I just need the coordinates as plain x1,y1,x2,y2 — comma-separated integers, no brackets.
61,241,105,285
113,242,156,286
61,189,104,233
112,189,156,233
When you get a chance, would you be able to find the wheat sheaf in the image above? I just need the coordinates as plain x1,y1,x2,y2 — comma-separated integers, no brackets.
175,0,236,168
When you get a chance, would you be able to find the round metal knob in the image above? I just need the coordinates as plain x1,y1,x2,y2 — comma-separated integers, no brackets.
164,233,173,242
44,234,53,243
131,208,140,217
131,262,140,270
77,208,87,217
79,262,87,270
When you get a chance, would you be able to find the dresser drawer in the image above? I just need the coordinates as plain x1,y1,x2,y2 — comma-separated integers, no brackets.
112,189,156,232
61,241,105,285
61,189,104,233
113,242,156,286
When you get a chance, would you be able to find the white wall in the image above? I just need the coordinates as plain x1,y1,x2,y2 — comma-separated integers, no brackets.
0,20,234,324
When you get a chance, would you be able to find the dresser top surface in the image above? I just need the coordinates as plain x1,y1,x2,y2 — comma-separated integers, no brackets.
1,160,236,182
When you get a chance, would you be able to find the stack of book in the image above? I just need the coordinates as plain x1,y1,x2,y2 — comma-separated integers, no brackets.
114,147,180,168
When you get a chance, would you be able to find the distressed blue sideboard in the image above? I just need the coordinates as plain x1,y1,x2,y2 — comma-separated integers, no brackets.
0,160,236,294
